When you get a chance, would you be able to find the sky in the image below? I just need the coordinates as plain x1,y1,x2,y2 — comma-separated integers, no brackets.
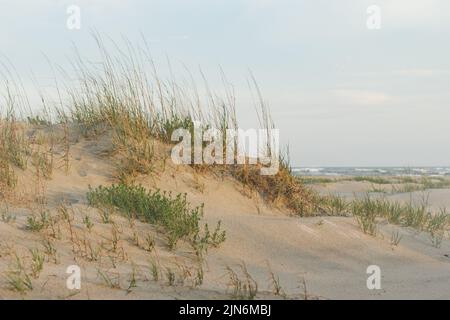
1,0,450,167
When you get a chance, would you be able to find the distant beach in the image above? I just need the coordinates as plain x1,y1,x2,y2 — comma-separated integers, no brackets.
293,167,450,177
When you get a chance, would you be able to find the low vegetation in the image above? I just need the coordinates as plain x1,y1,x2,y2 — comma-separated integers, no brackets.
309,190,449,241
226,263,258,300
350,195,449,238
87,184,225,251
298,173,450,241
299,174,450,195
233,161,317,216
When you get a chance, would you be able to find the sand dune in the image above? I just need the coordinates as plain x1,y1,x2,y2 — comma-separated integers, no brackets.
0,127,449,300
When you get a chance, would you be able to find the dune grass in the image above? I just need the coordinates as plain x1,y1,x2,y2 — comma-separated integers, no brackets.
298,173,450,238
67,37,320,216
349,194,449,237
0,114,29,170
1,35,447,234
232,160,317,215
87,184,225,251
298,175,450,195
0,110,29,193
349,176,392,184
310,190,449,239
0,34,319,218
318,194,349,216
391,177,450,194
298,177,337,185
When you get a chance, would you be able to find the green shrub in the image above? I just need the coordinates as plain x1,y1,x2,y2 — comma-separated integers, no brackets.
87,184,225,250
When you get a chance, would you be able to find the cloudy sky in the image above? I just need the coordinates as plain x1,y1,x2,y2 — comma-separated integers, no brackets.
1,0,450,166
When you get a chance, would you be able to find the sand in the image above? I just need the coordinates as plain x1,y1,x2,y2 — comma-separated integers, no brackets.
0,131,449,299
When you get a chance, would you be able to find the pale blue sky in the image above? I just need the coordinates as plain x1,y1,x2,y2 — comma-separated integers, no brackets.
1,0,450,166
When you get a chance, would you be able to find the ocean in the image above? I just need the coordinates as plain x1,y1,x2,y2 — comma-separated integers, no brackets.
292,167,450,177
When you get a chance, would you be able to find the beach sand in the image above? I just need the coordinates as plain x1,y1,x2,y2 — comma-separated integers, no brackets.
0,132,449,300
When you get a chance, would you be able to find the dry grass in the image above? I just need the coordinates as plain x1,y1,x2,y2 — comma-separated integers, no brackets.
0,114,29,196
232,162,317,216
0,34,318,218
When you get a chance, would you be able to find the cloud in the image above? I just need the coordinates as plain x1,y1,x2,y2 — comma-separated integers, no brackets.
391,69,450,77
353,69,450,78
380,0,450,28
332,89,393,106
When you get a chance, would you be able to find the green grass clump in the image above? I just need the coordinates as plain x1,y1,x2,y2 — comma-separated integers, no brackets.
401,200,429,229
351,196,379,235
317,194,349,216
87,184,225,250
396,176,417,184
157,114,195,143
5,255,33,294
384,177,450,194
298,177,336,185
349,176,391,184
420,177,450,190
347,194,450,240
26,211,50,232
426,208,449,235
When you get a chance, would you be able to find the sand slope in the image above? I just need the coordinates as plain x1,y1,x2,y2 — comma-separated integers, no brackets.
0,132,449,299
